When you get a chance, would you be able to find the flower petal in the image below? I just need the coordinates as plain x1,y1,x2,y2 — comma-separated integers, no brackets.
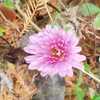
72,62,84,70
73,54,86,61
59,67,73,77
23,25,86,77
24,56,35,63
28,62,39,70
66,32,79,46
24,45,38,54
71,47,82,53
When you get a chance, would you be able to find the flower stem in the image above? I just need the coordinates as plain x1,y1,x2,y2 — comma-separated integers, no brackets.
81,69,100,83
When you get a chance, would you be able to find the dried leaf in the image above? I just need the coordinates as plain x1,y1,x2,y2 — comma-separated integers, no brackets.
0,4,17,21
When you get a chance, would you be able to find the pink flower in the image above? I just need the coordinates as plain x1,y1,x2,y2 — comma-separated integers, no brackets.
24,25,86,77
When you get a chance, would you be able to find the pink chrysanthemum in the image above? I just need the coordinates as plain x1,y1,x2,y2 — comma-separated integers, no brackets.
24,25,86,77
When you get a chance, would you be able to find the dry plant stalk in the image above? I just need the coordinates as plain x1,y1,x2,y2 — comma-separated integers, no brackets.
0,64,37,100
0,0,55,47
16,0,53,36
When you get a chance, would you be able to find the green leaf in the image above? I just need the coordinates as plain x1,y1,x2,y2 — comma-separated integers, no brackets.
75,86,85,100
84,63,90,72
0,27,6,36
4,0,14,9
0,32,4,36
92,95,100,100
93,14,100,29
77,72,83,86
0,27,6,33
79,3,100,16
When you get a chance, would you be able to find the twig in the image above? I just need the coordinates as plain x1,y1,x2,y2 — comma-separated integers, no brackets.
0,11,19,31
47,2,60,13
44,3,53,22
15,5,27,18
58,0,68,11
81,69,100,83
0,36,12,48
16,1,41,33
31,21,41,31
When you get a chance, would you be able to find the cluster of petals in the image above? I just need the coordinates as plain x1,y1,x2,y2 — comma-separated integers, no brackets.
24,25,86,77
